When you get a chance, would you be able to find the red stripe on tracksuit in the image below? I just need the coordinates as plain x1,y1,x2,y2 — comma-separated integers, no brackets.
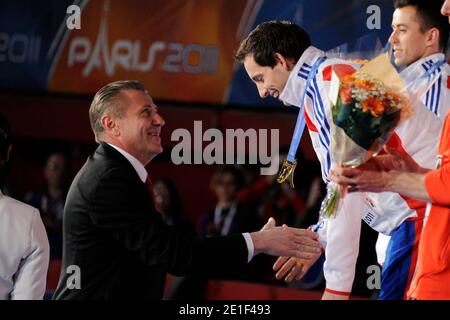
304,108,318,132
325,288,351,296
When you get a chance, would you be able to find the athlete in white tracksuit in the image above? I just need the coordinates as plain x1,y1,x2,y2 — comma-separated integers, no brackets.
279,46,449,298
236,18,449,299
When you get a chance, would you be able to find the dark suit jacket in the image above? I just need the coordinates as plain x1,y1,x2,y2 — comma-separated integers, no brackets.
53,143,248,300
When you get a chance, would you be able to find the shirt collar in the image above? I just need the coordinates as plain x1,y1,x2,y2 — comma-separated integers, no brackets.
107,143,148,183
400,53,446,81
399,53,447,101
279,46,326,107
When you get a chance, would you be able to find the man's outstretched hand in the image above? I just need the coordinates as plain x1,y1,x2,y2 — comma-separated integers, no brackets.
251,218,322,260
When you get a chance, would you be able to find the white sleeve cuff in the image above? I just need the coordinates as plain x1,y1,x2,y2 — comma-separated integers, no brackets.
242,233,254,263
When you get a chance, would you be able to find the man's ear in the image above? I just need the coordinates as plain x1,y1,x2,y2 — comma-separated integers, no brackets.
274,52,295,71
101,115,120,136
426,28,440,49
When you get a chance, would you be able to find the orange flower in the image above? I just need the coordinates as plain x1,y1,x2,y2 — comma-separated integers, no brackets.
355,79,375,90
341,74,356,84
385,92,401,104
361,96,385,117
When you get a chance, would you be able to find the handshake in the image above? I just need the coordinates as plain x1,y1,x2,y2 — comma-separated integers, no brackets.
250,217,323,283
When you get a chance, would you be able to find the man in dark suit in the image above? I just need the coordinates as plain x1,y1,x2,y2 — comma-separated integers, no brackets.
53,80,321,299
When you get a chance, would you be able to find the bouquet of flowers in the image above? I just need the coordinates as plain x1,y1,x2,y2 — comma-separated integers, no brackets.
320,53,412,218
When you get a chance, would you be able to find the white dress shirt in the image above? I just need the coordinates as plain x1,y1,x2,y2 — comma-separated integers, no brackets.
107,143,255,262
0,191,50,300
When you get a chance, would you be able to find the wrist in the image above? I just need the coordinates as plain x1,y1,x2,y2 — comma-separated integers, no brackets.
250,231,263,256
383,170,398,192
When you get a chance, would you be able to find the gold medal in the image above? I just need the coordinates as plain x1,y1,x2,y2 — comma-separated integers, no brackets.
276,159,297,188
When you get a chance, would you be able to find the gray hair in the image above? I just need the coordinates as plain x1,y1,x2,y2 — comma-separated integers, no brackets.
89,80,146,143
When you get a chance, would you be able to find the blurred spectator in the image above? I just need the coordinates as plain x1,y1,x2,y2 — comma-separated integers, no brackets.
24,152,70,259
201,165,273,283
153,178,195,235
199,165,262,237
